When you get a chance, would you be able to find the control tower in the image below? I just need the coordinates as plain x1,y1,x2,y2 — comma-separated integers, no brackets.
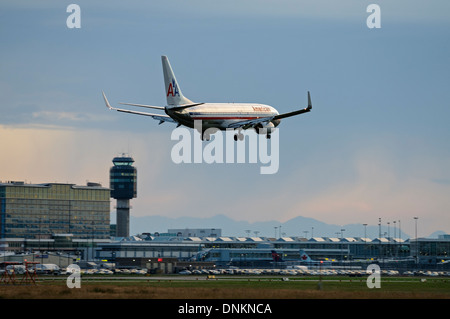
110,155,137,237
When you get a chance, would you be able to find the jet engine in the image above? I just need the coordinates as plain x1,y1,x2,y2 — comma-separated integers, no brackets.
253,121,277,139
254,122,276,134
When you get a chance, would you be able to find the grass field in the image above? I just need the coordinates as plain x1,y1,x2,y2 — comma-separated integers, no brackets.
1,275,449,299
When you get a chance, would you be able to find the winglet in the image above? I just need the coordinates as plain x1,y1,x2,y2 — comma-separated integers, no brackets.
307,91,312,110
102,91,113,110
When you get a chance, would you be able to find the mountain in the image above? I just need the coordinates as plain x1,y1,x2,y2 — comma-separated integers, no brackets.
427,230,448,238
129,214,419,239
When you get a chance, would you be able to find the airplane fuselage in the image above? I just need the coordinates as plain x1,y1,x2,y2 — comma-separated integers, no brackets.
166,103,280,131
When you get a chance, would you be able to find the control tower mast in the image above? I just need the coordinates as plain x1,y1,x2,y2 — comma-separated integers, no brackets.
110,155,137,237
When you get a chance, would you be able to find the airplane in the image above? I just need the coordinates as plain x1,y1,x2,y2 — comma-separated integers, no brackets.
299,250,333,266
272,249,333,266
102,55,312,141
270,250,328,270
299,250,314,263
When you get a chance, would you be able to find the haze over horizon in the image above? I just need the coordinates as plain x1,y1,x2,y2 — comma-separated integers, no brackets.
128,213,446,240
1,1,449,238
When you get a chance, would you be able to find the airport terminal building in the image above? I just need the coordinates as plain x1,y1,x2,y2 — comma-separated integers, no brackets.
0,180,448,272
95,233,450,272
0,181,111,240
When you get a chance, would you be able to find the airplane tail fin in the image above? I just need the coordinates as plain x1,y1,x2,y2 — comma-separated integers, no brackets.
161,55,194,106
271,250,283,262
299,250,312,262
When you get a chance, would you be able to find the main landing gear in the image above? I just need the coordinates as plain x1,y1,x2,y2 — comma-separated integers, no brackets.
201,129,272,141
234,131,244,141
233,131,271,140
201,130,211,141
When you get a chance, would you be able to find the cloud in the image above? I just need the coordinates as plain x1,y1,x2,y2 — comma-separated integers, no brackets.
0,124,167,186
1,0,448,238
32,111,106,122
0,122,448,238
0,124,195,219
279,142,450,236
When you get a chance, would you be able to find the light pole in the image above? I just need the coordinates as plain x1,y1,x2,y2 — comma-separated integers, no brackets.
340,228,345,263
414,217,419,264
393,221,396,239
393,221,397,257
363,223,368,259
398,220,402,256
378,218,381,238
378,218,382,261
387,222,390,257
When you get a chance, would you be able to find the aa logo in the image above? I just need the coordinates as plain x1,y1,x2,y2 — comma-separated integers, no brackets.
167,79,180,97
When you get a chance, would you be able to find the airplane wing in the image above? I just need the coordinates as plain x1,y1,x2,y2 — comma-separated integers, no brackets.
228,91,312,129
102,91,177,124
227,116,275,129
272,105,311,121
273,91,312,120
119,102,165,110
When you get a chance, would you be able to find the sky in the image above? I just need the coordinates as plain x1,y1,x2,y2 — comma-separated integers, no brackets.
1,1,449,237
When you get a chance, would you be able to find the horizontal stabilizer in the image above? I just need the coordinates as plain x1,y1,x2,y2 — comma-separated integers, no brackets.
114,107,176,123
169,103,204,111
102,91,177,124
